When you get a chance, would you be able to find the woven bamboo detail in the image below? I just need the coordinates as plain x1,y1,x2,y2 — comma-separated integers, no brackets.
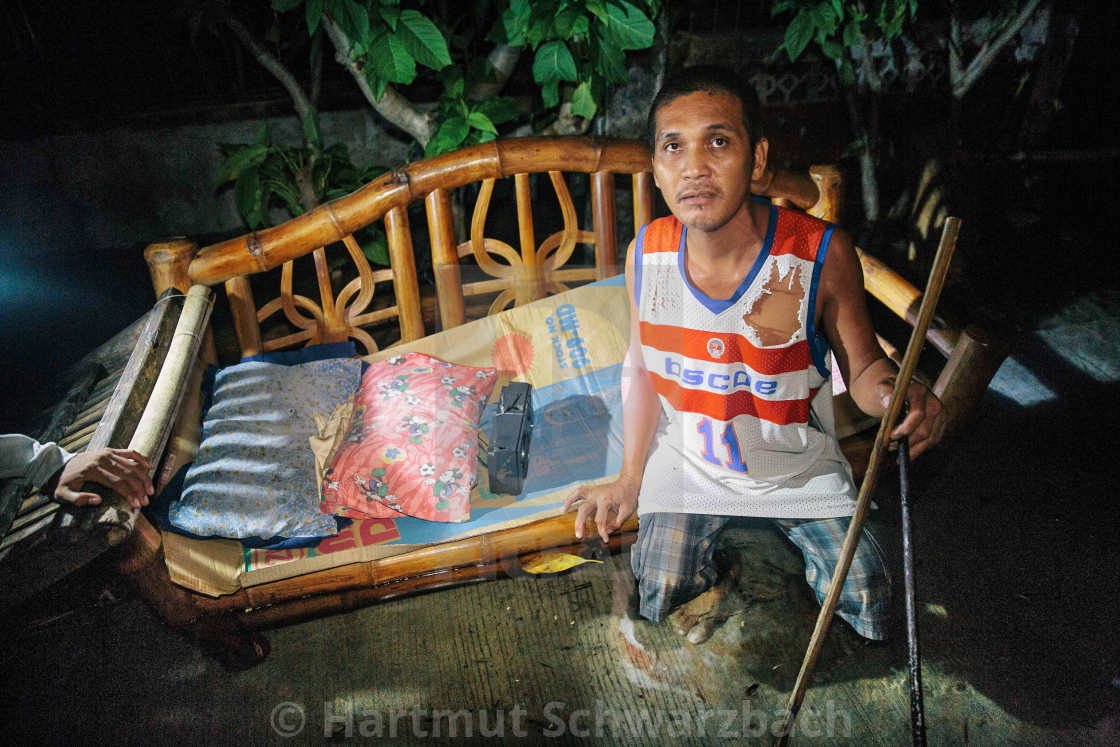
462,171,596,316
253,233,397,356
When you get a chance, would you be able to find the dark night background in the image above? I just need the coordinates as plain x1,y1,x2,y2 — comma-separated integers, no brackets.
2,1,1118,432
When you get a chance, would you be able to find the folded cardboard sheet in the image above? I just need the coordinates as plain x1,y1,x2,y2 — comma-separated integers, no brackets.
163,277,631,596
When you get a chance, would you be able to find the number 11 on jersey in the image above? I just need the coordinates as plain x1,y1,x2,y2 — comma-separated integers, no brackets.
697,418,748,473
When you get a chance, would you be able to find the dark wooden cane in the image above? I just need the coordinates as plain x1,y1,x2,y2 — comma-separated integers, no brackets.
774,217,960,745
898,434,927,745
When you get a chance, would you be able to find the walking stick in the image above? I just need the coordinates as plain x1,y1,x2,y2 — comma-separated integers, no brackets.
898,431,927,745
774,217,960,745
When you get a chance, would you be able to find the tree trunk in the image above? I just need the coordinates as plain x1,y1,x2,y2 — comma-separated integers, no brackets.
321,17,433,146
845,89,880,225
1018,9,1078,149
951,0,1044,100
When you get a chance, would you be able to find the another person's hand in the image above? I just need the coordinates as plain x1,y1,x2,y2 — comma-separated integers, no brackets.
54,448,154,508
878,378,945,458
563,477,640,543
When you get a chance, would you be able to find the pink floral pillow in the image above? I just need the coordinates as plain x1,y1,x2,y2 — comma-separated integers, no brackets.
320,352,498,523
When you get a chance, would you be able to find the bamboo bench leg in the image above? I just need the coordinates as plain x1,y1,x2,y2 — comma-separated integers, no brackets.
114,516,271,670
192,615,271,671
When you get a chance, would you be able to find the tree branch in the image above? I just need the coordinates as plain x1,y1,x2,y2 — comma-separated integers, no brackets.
225,15,318,147
310,27,323,107
948,12,963,88
321,16,433,145
469,44,521,100
853,1,883,95
952,0,1043,99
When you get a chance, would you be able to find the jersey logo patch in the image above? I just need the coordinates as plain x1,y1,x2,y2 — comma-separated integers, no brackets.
706,337,725,359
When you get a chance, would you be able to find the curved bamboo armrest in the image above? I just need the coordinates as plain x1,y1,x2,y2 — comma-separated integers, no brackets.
856,247,1007,437
753,164,844,224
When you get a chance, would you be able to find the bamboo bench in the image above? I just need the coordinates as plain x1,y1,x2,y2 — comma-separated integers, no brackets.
3,137,1006,665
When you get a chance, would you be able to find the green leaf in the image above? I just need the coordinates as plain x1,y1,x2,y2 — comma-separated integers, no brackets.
830,0,843,20
360,232,390,266
526,14,552,48
502,0,530,45
541,79,559,107
441,66,466,100
379,5,400,31
820,38,843,61
570,80,597,119
553,6,582,37
397,9,452,70
603,0,655,50
272,0,303,12
216,144,270,186
475,97,518,124
302,109,323,149
265,178,304,216
369,32,416,83
254,124,271,147
585,0,608,23
838,59,856,86
533,41,577,83
425,116,471,157
595,36,627,83
467,110,498,134
811,1,838,35
570,14,589,38
235,169,263,228
842,18,861,47
371,75,388,102
332,0,370,45
306,0,324,35
783,8,815,61
771,0,799,17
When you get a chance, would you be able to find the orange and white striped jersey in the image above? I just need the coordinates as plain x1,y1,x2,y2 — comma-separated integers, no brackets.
635,202,857,518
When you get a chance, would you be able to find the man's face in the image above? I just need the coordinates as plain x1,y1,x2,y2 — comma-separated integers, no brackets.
651,90,766,234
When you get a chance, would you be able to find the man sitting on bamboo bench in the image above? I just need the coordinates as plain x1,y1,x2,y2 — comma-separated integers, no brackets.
564,66,944,644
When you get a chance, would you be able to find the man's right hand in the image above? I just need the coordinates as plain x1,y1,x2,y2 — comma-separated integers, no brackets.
563,477,640,543
54,447,154,508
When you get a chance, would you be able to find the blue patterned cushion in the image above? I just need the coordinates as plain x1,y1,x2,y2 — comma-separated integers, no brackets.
171,358,363,539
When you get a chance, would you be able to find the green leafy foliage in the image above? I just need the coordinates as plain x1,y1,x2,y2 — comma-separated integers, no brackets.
270,0,659,145
223,1,662,243
771,1,918,97
773,1,917,63
216,126,390,264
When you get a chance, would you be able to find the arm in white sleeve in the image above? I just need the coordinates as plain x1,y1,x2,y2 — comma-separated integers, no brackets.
0,434,75,489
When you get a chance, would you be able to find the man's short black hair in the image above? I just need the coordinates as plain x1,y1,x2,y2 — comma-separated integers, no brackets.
647,65,764,149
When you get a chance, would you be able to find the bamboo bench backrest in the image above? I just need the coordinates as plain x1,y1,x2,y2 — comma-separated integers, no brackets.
181,137,658,357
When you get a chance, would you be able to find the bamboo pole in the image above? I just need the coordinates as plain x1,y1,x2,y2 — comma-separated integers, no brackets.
775,217,961,744
96,285,214,545
857,249,960,357
426,188,465,330
591,170,619,279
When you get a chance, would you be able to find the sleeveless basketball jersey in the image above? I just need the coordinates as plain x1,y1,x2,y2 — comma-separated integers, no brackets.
634,201,857,518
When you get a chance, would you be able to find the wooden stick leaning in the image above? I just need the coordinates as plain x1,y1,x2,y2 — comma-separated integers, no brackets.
774,217,961,745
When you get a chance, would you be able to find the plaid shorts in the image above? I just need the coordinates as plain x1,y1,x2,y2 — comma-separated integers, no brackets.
630,512,892,640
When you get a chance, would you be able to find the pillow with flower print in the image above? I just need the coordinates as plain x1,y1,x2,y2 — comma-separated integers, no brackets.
320,352,498,523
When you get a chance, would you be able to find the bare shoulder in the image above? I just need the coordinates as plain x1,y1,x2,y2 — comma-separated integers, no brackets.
818,226,864,301
623,237,638,297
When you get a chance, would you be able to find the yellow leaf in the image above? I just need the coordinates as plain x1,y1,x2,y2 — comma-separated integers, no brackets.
520,550,602,575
